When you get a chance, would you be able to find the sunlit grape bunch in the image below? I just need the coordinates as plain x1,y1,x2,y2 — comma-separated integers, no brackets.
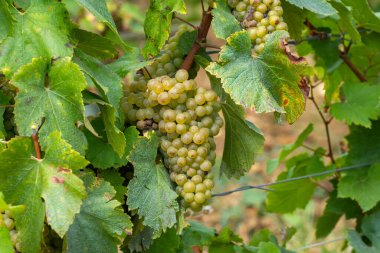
0,193,22,252
228,0,288,54
124,69,223,212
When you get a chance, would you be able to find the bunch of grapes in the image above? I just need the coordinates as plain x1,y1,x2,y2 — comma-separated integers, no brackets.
0,81,18,140
228,0,288,54
0,193,22,252
124,69,223,212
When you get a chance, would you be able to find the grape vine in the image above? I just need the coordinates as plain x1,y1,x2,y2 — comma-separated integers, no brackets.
0,0,380,253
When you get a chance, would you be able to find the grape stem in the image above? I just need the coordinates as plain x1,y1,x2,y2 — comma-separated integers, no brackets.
181,7,213,70
173,14,197,29
31,118,45,160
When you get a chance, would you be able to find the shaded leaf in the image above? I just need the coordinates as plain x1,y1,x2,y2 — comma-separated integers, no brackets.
127,132,179,236
211,0,241,39
341,0,380,33
67,173,132,253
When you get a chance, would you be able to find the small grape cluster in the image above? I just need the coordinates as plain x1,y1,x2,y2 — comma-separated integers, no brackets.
123,69,223,212
228,0,288,54
0,205,21,252
0,83,18,140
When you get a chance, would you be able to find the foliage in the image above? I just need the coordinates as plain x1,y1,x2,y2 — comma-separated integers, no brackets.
0,0,380,252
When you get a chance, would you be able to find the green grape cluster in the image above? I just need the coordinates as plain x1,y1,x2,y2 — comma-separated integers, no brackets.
0,82,18,140
124,69,223,212
0,193,21,252
228,0,288,54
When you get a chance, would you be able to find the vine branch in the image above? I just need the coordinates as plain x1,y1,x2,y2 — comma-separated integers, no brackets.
181,7,213,71
212,162,371,197
31,130,41,159
309,85,335,164
339,50,367,82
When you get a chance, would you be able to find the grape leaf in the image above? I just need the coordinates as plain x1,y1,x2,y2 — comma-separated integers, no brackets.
107,47,152,78
258,242,281,253
12,57,88,154
127,132,179,237
0,0,12,41
330,82,380,128
74,0,132,51
221,103,264,178
348,210,380,253
341,0,380,33
267,123,313,173
0,132,88,253
180,221,215,253
0,0,72,78
207,31,309,123
196,55,264,179
316,184,361,238
145,227,180,253
98,169,126,204
0,227,13,253
284,0,336,16
330,1,361,43
345,120,380,165
124,225,155,252
282,1,305,41
211,0,241,39
71,29,118,60
338,164,380,212
66,173,132,253
266,153,325,213
142,0,186,58
74,50,122,112
74,50,125,156
208,227,243,253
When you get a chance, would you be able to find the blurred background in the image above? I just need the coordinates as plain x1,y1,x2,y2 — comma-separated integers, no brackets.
62,0,380,252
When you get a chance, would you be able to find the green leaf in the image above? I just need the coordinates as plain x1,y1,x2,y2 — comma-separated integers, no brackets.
0,0,12,41
180,221,215,253
0,227,14,253
209,227,244,253
331,82,380,127
98,169,126,204
107,47,152,78
211,0,241,39
0,1,72,78
341,0,380,33
330,1,361,43
196,54,264,179
145,227,180,253
74,50,122,114
142,0,186,58
282,1,305,41
267,124,313,173
346,120,380,165
127,132,179,236
316,184,361,238
348,210,380,253
74,0,132,51
85,122,138,169
12,57,88,154
71,29,118,60
178,30,197,55
99,105,126,157
266,154,325,213
66,173,132,253
338,163,380,212
207,31,309,124
221,103,264,178
258,242,281,253
284,0,337,16
0,132,88,253
124,225,155,252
